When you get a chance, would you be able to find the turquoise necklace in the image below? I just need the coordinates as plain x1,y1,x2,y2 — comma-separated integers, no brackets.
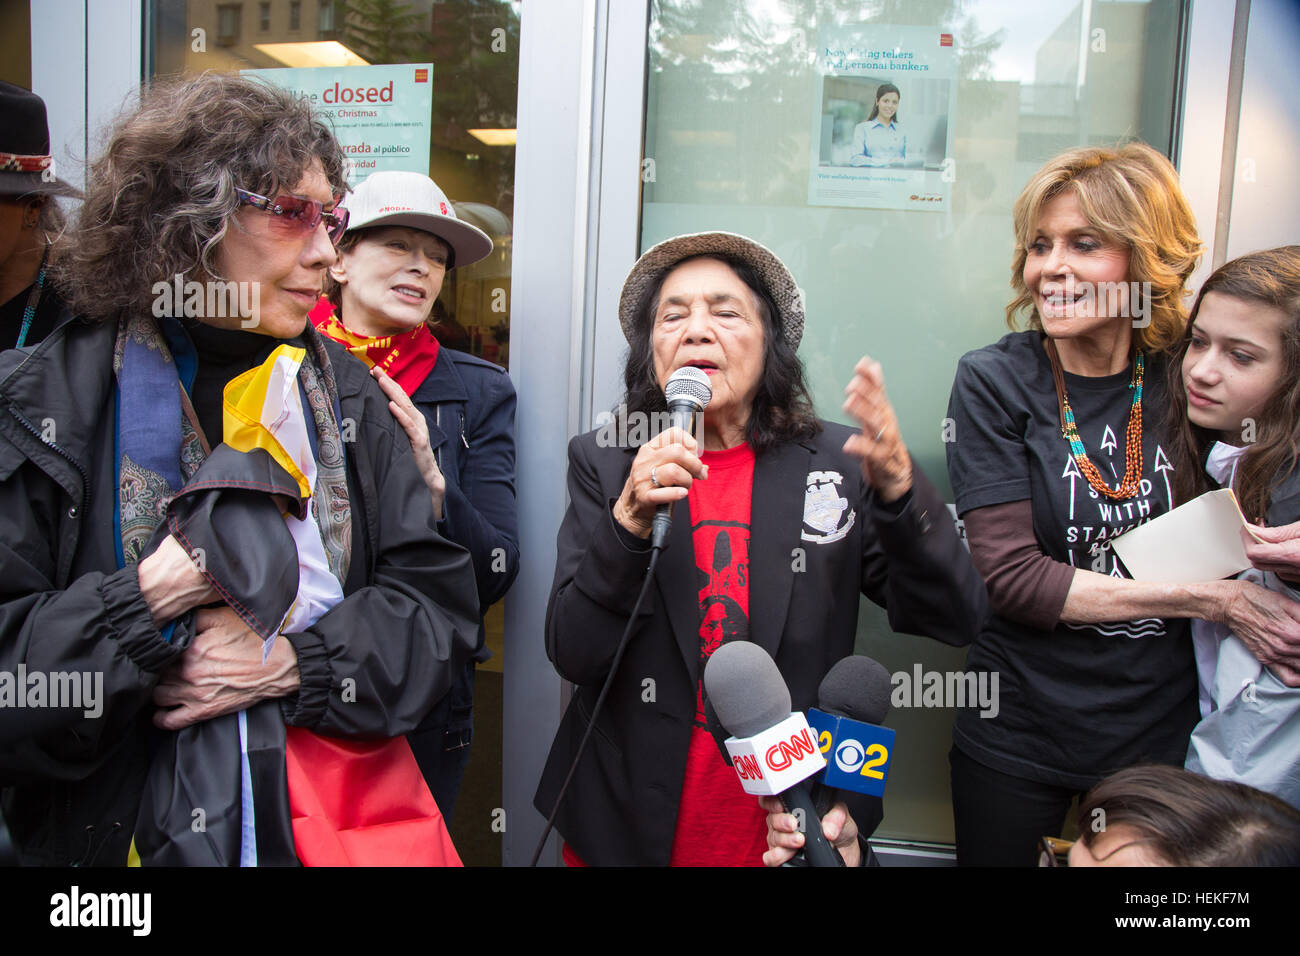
16,245,50,349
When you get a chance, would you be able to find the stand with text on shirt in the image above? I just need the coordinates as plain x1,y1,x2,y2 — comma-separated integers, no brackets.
808,25,958,212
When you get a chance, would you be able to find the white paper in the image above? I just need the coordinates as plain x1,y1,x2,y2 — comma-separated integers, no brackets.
1112,489,1258,583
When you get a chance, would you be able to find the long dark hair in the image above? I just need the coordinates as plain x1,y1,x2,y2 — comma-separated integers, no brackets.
1076,764,1300,866
621,253,820,454
1164,246,1300,523
866,83,901,123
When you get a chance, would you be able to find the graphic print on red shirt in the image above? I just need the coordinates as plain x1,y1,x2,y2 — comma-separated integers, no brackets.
692,519,750,727
670,443,769,866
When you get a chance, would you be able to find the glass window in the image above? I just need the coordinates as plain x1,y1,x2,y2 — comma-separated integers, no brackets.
0,2,32,88
259,2,271,32
216,4,242,46
289,0,301,32
642,0,1186,848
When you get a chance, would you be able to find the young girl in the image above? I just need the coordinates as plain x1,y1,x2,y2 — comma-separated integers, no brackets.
1166,245,1300,809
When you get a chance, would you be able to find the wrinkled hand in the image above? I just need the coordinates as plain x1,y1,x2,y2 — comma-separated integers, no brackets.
137,534,218,626
759,795,861,867
373,365,445,519
152,607,300,730
1218,579,1300,687
841,356,912,503
613,426,708,538
1244,522,1300,585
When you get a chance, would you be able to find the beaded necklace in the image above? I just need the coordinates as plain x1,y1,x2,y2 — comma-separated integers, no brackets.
1045,337,1144,500
15,244,50,349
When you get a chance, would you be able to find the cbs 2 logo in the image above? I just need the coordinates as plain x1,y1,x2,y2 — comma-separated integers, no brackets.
818,731,888,780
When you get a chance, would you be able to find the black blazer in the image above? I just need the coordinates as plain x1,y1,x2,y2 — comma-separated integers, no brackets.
534,421,989,866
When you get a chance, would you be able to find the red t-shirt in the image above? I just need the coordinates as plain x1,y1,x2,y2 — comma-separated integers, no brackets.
564,443,766,867
669,442,767,866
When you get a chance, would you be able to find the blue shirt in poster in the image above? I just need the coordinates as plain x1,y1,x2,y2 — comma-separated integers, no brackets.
849,118,907,167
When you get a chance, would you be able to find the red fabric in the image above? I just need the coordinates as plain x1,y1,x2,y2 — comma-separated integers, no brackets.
310,297,440,397
284,727,462,867
669,443,767,867
562,843,586,867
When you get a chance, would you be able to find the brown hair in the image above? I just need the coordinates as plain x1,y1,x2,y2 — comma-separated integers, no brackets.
53,72,346,321
1076,765,1300,866
867,82,901,123
1007,142,1203,353
1164,246,1300,523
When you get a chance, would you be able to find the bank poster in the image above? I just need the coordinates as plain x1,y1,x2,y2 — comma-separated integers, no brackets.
808,26,957,212
244,64,434,186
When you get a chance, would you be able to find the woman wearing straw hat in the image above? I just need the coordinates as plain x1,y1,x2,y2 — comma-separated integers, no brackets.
534,232,988,866
0,81,81,349
312,170,519,821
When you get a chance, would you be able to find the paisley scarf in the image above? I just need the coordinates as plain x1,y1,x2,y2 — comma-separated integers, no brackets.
113,312,351,578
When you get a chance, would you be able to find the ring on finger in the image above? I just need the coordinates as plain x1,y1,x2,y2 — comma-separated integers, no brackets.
650,466,661,488
874,426,886,441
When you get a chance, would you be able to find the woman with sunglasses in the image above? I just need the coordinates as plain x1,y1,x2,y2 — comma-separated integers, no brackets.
0,72,479,865
310,170,519,821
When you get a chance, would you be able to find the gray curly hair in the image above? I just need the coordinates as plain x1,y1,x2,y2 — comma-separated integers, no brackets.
54,72,347,321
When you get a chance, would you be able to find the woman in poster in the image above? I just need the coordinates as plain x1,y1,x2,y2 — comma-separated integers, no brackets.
849,82,907,167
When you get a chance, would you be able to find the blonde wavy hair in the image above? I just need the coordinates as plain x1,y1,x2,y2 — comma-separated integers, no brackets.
1006,142,1203,353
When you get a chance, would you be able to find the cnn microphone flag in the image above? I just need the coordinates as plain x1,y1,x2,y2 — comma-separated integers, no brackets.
724,712,827,796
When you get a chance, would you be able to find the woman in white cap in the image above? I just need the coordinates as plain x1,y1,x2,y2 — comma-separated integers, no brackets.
534,232,988,866
312,170,518,821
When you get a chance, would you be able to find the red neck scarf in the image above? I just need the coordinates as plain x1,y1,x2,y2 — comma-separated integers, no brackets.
310,297,440,397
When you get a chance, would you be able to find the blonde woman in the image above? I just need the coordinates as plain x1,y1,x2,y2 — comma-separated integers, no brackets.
944,143,1300,865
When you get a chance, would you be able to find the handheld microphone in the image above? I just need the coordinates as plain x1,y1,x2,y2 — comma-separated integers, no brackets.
807,656,896,809
703,641,844,867
650,366,711,551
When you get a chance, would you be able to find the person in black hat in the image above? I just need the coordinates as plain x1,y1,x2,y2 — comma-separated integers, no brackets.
0,81,80,350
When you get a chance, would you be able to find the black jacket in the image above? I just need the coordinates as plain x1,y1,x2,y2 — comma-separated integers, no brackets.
411,346,519,628
534,423,989,866
0,316,480,866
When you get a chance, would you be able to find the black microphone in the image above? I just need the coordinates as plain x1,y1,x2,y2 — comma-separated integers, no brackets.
650,366,711,551
704,641,846,867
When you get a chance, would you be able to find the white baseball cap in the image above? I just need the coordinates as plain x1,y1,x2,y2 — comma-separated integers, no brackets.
342,170,493,268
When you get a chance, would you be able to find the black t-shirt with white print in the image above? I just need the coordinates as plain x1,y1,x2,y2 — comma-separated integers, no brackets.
946,331,1198,789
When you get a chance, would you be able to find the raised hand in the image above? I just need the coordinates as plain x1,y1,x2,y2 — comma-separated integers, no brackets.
841,355,912,503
